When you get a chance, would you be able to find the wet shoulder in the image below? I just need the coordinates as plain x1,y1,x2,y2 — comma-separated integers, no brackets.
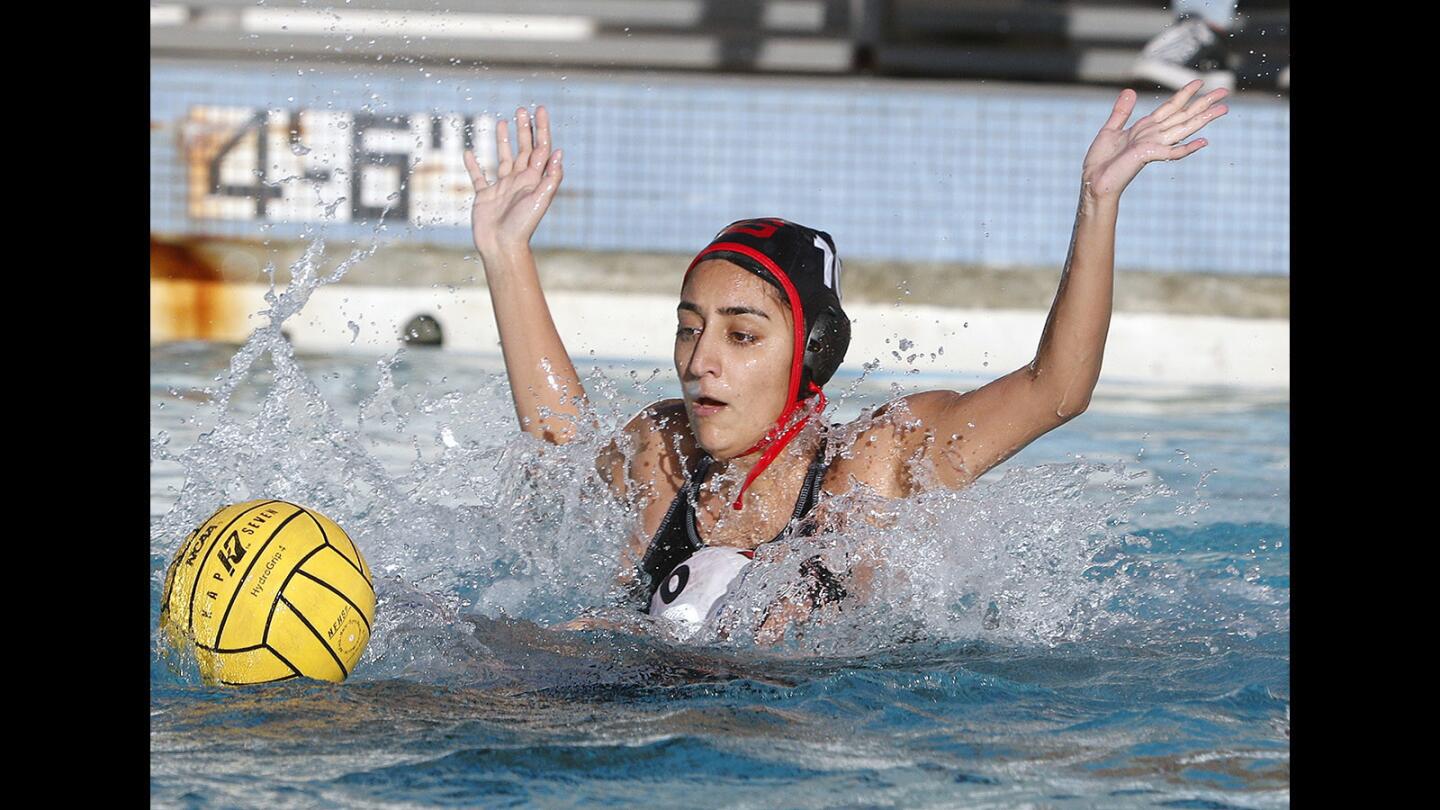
622,398,699,504
819,394,947,500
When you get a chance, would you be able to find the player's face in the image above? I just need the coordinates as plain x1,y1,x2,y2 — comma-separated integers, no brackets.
676,260,795,459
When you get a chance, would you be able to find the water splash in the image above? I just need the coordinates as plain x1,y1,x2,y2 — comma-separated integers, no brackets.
150,243,1282,687
693,461,1175,656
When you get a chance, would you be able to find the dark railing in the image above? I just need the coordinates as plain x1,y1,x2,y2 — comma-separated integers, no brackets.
150,0,1289,86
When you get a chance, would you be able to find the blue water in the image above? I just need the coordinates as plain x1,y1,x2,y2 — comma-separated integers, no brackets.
150,333,1288,808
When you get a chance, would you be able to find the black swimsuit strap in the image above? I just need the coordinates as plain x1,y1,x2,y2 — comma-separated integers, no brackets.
789,438,830,528
685,435,829,548
639,436,830,603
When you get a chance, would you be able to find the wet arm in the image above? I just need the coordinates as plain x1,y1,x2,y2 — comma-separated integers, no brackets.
464,106,583,443
884,83,1226,491
914,186,1118,486
596,400,692,574
480,244,587,444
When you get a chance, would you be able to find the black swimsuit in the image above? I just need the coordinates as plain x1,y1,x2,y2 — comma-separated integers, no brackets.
637,437,846,608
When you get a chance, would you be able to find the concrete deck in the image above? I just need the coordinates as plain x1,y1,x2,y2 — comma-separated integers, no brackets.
150,238,1289,390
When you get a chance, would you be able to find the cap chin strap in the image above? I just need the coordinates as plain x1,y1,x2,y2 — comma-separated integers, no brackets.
730,381,826,510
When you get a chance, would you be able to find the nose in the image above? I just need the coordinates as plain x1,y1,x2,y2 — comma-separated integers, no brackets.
682,326,722,381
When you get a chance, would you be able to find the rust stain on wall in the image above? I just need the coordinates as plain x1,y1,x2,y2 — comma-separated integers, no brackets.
150,237,245,342
150,236,218,282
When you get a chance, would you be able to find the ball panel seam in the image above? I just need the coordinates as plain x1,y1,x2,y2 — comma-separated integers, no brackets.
294,568,373,635
214,506,309,649
265,644,303,678
161,502,228,612
277,593,349,679
219,673,299,687
262,543,330,645
194,641,268,654
303,508,372,588
186,500,286,637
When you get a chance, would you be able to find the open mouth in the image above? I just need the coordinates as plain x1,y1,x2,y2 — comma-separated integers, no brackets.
690,395,729,416
682,382,728,414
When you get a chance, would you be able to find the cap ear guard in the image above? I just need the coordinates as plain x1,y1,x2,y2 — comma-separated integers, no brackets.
802,304,850,390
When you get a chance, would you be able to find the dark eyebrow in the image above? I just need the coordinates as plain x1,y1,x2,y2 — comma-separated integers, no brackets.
676,301,770,319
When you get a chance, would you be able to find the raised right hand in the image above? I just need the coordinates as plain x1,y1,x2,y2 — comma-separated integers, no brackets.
464,106,564,258
1080,80,1226,201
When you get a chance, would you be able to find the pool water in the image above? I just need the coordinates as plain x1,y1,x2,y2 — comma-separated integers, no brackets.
150,310,1288,807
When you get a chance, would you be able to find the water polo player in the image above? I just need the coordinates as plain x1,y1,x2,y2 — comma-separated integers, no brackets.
460,81,1227,640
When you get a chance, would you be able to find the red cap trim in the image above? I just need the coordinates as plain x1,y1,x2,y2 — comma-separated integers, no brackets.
728,383,825,510
686,243,824,510
686,242,805,406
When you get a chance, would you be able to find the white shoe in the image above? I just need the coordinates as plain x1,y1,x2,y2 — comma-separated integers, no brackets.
1132,17,1236,92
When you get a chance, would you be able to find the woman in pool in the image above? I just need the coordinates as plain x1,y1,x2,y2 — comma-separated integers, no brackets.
461,81,1227,639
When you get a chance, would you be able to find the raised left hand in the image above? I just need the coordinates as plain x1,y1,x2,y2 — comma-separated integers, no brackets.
463,105,564,258
1082,79,1228,200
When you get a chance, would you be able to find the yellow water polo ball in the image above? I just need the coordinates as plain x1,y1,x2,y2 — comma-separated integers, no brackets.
159,500,375,685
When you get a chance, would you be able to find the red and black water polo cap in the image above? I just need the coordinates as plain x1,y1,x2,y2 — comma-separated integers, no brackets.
685,218,851,399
